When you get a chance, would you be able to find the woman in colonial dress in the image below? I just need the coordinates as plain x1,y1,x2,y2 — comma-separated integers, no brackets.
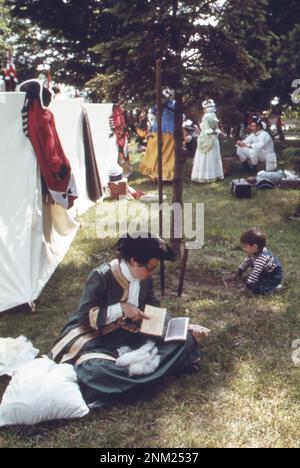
139,91,175,182
191,99,224,183
49,233,210,408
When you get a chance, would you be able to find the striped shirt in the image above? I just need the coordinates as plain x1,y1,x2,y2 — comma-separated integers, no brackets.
238,247,278,285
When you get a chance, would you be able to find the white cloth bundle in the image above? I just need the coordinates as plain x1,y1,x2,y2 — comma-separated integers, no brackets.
116,340,161,376
0,336,39,376
0,356,89,426
284,170,300,180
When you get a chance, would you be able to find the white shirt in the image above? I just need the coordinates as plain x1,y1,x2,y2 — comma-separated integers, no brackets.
243,130,275,156
106,260,141,324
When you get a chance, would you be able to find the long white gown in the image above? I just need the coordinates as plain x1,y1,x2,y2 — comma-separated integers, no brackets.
191,110,224,183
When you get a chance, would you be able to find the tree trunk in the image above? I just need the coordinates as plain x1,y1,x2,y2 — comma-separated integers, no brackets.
170,0,187,257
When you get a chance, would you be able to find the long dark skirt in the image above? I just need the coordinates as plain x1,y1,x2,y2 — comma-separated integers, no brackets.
74,328,200,407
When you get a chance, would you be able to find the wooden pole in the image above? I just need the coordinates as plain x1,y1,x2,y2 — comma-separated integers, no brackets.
178,243,189,297
156,59,165,295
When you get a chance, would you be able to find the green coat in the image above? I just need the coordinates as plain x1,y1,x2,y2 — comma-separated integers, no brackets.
50,260,200,407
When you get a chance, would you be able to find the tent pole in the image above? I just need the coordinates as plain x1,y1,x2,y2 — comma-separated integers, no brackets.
156,59,165,295
178,243,189,297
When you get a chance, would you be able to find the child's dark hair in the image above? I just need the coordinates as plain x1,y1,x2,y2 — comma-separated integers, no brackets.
240,228,266,251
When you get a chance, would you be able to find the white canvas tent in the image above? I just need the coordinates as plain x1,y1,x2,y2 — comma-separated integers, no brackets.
0,95,121,314
0,92,79,313
83,103,118,188
51,100,119,207
50,98,95,216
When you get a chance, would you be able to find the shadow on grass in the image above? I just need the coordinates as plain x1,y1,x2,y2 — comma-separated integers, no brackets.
1,142,300,446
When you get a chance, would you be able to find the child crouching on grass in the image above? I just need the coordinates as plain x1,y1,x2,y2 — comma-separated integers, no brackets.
231,228,283,295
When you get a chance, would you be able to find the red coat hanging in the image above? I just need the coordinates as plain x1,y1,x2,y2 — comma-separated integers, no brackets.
19,80,78,210
110,104,129,159
109,104,132,177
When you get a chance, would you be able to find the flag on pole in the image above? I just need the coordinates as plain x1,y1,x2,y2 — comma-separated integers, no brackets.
5,49,18,92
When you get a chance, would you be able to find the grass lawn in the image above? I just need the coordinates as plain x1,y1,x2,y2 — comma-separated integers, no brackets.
1,138,300,448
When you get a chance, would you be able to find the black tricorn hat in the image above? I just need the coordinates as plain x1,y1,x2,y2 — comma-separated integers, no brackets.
19,79,53,109
115,232,176,261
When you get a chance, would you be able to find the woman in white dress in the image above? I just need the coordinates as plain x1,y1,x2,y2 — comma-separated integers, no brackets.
191,99,224,183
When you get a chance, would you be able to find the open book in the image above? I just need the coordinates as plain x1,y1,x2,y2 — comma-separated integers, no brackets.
140,305,189,342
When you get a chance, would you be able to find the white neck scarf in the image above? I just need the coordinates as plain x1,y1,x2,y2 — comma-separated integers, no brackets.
120,260,141,307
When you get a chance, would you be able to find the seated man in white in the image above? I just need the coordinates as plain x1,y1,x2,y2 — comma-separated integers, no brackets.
236,119,277,172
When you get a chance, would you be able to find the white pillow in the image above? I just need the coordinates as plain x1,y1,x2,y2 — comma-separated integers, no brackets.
0,336,39,376
0,356,89,426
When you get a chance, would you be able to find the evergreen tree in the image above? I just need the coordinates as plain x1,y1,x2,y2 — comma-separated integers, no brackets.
5,0,273,251
267,0,300,106
0,0,10,63
239,0,300,110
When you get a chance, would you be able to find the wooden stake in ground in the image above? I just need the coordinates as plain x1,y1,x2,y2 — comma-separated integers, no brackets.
156,59,165,295
178,243,189,297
